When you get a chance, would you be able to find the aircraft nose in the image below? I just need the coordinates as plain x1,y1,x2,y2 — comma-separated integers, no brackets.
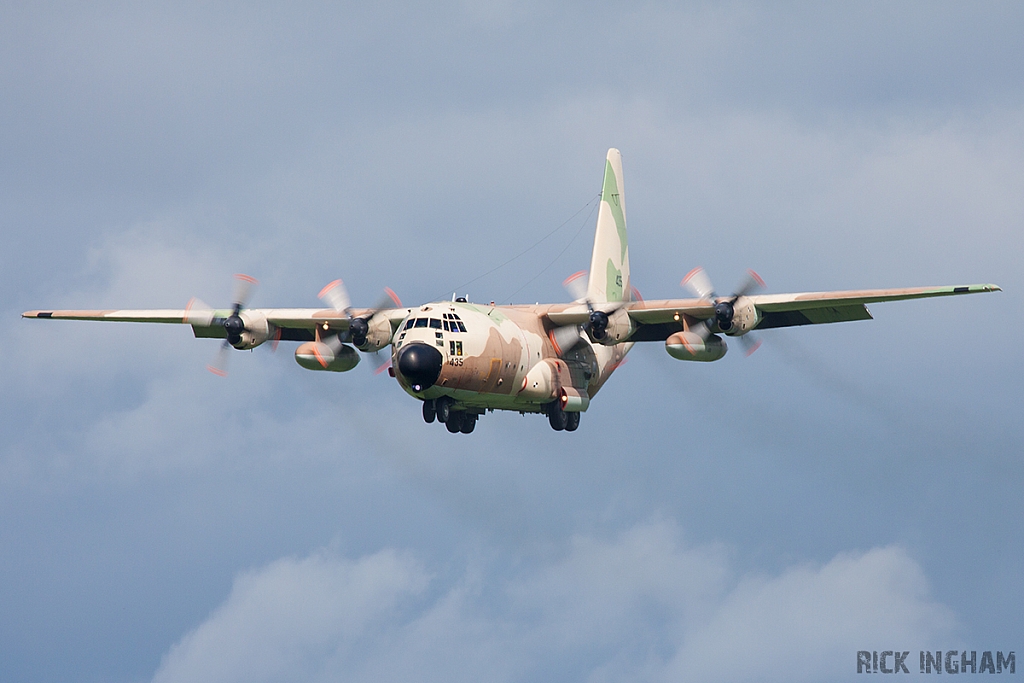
396,342,443,392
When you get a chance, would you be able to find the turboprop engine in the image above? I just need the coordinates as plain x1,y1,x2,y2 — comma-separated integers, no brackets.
665,331,727,362
350,312,393,352
295,341,360,372
228,311,275,350
587,306,634,345
714,296,759,336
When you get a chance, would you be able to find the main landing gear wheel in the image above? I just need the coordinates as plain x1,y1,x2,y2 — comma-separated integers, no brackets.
565,411,580,432
422,398,436,424
435,396,452,423
445,411,463,433
548,403,568,431
460,413,477,434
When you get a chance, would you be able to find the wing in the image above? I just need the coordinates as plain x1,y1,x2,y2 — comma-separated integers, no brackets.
535,283,1000,342
746,283,1000,330
22,307,410,341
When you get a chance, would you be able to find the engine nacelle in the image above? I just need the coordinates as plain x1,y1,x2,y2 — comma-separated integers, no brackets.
232,312,275,350
356,313,394,352
665,331,727,362
589,307,634,345
722,297,760,336
295,341,360,372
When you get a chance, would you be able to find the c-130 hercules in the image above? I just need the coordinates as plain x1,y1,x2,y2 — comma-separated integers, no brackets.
24,149,1000,434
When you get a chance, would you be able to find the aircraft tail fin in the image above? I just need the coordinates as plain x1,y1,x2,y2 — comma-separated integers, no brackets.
586,148,630,304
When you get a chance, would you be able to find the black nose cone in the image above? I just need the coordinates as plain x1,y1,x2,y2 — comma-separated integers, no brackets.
397,343,443,391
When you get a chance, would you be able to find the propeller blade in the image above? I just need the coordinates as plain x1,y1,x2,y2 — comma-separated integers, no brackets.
232,274,258,309
369,351,392,375
549,325,582,356
563,271,589,302
318,279,352,313
682,267,716,300
691,319,714,342
206,340,231,377
731,269,765,301
269,326,282,352
380,287,402,309
367,286,403,313
739,334,762,357
183,297,215,327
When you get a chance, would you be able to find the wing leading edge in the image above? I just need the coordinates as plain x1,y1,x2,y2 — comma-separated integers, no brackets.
21,307,410,340
534,282,1000,341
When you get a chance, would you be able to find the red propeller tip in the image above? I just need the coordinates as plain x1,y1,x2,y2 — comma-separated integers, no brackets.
562,270,587,287
681,267,703,285
318,279,343,299
748,269,765,288
206,365,228,377
234,274,258,285
384,287,402,307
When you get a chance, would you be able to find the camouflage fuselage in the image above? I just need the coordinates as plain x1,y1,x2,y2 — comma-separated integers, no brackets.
392,302,630,414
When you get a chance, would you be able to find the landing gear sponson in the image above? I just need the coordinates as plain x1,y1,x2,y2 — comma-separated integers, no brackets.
422,398,578,434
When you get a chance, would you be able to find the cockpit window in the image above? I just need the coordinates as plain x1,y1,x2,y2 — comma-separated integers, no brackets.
457,321,467,332
414,318,428,328
429,318,442,329
404,319,415,330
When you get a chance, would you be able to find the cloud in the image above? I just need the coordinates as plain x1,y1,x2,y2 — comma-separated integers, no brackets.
150,521,955,683
151,548,429,683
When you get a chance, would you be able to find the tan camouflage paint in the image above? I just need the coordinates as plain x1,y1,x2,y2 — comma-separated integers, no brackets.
22,149,1001,422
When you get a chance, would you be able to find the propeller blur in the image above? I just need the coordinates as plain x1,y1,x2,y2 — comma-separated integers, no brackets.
23,149,1001,433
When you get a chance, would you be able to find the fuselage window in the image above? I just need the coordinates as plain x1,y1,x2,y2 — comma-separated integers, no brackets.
429,318,442,329
414,318,428,328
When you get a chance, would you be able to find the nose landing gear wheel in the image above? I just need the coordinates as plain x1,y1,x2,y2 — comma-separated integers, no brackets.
564,411,580,432
422,398,436,424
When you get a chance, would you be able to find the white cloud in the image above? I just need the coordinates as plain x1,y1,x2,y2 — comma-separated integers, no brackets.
151,548,429,683
150,521,955,683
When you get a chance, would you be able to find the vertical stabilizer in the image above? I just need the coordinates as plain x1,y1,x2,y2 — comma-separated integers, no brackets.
587,148,630,303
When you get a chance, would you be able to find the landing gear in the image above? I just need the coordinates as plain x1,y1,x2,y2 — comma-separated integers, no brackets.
548,402,568,431
565,411,580,432
435,396,452,423
422,398,436,424
437,406,479,434
445,410,463,433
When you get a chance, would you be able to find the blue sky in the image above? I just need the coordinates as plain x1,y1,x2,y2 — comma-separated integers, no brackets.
1,3,1021,681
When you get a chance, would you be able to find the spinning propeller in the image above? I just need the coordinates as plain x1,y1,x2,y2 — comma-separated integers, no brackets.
184,274,277,376
682,267,765,356
548,271,627,356
318,278,401,373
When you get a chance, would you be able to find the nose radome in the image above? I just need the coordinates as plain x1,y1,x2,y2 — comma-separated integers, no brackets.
396,343,443,391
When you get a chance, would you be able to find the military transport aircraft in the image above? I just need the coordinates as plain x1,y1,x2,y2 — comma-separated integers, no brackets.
24,149,1000,434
